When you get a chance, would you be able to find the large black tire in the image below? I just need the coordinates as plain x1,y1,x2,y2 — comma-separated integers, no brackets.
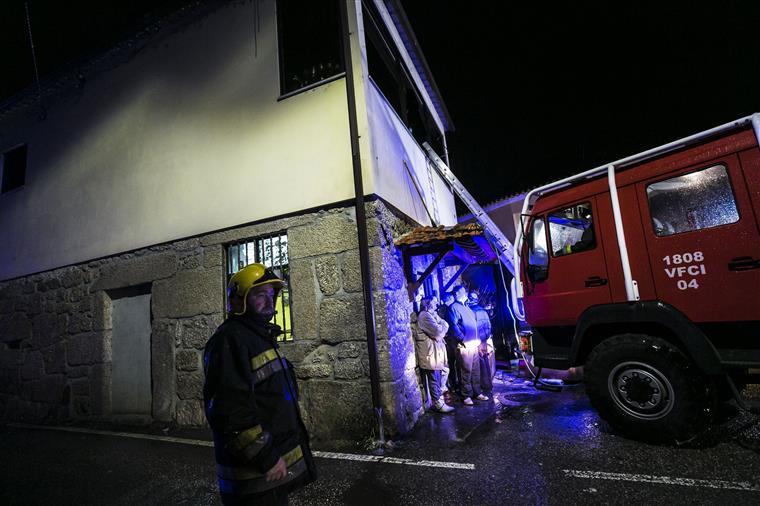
585,334,715,443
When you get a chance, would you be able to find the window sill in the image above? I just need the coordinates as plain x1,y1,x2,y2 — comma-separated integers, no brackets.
277,73,346,102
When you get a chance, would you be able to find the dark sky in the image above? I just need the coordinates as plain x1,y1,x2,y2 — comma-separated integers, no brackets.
2,1,760,204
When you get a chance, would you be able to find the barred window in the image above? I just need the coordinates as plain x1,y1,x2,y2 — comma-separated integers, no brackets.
277,0,344,95
226,232,292,341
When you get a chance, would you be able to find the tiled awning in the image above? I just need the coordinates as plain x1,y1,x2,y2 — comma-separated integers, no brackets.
394,223,497,265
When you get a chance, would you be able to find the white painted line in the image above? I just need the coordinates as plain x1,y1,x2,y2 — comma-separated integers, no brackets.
9,423,475,471
563,469,760,493
312,451,475,470
9,423,214,447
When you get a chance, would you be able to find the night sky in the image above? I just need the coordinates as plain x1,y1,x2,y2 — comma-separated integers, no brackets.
2,1,760,205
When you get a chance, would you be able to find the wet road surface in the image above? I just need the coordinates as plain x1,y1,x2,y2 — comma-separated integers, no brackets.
1,370,759,505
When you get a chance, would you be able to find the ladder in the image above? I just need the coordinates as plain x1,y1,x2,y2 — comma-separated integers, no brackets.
423,143,516,276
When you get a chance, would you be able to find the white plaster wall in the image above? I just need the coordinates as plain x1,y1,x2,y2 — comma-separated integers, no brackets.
0,1,355,280
364,82,456,227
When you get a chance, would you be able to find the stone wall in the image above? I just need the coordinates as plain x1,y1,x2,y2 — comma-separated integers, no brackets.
0,237,225,426
0,199,424,441
282,200,423,440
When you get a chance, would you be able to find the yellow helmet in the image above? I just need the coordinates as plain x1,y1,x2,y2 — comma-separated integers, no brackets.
227,263,284,316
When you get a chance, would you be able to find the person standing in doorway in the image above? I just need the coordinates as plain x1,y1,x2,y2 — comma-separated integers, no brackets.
468,291,495,400
439,291,459,403
416,296,455,413
203,263,316,505
446,286,488,406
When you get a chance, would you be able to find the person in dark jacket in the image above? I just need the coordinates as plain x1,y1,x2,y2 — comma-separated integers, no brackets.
468,291,495,399
445,285,487,406
203,263,316,506
438,291,459,401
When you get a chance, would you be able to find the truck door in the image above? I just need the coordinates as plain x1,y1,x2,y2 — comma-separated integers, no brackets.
637,156,760,322
524,198,612,326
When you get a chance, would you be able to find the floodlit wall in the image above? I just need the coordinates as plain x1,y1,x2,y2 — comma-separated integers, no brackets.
364,82,456,227
355,0,456,228
0,1,354,281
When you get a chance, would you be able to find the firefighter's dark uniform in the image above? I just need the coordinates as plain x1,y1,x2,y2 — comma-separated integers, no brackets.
203,314,316,505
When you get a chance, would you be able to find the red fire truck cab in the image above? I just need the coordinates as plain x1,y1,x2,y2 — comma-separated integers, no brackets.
516,115,760,442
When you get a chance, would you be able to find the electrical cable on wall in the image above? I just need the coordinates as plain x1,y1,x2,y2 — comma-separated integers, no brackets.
252,0,260,58
24,1,46,119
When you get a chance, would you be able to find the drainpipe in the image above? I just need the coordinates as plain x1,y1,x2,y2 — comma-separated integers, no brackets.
339,0,385,445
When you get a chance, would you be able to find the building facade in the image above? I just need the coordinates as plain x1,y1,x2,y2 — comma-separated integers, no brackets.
0,0,456,441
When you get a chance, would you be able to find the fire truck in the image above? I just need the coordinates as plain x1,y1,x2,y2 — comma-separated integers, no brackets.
426,113,759,443
513,114,760,442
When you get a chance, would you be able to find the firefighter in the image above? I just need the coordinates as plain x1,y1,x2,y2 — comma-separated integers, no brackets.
203,263,316,505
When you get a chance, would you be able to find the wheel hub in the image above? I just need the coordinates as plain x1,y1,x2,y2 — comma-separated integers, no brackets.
608,362,674,420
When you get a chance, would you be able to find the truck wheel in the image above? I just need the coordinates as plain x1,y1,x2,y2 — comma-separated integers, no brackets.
585,334,715,443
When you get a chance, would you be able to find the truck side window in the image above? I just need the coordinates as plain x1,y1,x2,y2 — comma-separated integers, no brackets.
548,202,596,257
527,217,549,283
646,164,739,237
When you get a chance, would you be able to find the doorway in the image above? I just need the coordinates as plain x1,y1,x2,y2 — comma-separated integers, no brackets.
110,291,152,415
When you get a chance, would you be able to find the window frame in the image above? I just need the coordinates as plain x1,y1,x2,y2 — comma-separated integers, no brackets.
1,143,28,194
276,0,345,99
547,201,597,258
645,163,741,238
225,232,293,341
525,215,549,285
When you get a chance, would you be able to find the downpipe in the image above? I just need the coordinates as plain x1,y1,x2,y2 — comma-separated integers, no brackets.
339,0,385,446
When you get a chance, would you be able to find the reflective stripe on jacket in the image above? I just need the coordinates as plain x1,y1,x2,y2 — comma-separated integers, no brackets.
203,315,316,498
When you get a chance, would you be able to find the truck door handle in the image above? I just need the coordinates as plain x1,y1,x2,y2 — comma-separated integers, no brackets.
585,276,608,287
728,256,760,271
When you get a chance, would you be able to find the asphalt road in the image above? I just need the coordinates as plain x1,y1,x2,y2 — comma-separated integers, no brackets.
1,372,759,505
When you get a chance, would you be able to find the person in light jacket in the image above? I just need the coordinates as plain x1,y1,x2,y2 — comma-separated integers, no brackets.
416,296,455,413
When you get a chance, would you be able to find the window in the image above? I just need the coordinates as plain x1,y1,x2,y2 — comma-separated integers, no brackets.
548,202,596,257
362,1,444,156
277,0,344,95
646,164,739,237
226,232,293,341
526,217,549,284
1,144,27,193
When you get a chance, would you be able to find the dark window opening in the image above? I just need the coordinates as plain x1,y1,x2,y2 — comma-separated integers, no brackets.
225,232,293,341
1,144,27,194
277,0,344,95
362,1,444,155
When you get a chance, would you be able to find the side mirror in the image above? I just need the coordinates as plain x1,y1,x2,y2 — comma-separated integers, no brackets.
527,264,548,284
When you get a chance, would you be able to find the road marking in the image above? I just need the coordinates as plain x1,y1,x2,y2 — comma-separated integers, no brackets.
312,451,475,470
9,423,475,471
563,469,760,492
9,423,214,447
